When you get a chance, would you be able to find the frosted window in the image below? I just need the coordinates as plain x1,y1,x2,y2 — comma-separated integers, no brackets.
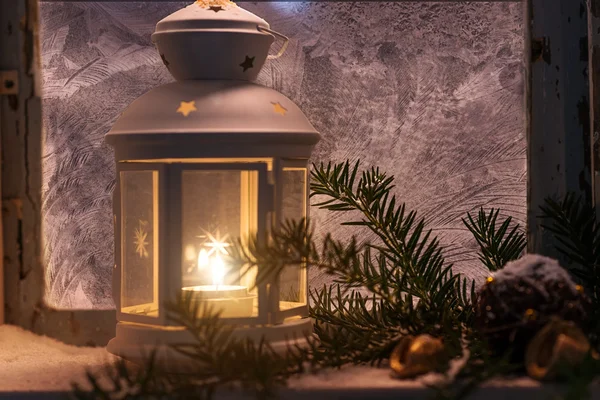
40,1,525,308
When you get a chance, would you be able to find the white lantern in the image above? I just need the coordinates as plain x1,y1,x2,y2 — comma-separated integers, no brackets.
106,1,320,363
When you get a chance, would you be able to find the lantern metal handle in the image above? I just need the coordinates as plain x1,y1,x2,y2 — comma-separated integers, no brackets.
258,26,289,60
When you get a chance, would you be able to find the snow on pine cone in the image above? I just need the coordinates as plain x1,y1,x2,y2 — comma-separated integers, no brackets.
474,254,591,362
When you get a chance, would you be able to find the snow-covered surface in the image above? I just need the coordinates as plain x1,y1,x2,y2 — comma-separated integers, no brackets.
0,325,114,392
1,324,598,399
493,254,578,295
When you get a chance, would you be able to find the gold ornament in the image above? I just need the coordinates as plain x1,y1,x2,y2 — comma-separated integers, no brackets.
524,308,537,320
390,334,446,379
525,318,591,380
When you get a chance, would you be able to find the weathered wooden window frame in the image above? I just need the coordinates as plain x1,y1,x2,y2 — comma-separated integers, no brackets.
0,0,595,346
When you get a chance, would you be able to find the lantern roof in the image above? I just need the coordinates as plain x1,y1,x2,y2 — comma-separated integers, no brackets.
106,80,320,146
151,1,281,81
154,1,270,34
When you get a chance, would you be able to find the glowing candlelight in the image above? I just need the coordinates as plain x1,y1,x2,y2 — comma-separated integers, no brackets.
182,229,256,318
211,253,226,286
197,248,209,271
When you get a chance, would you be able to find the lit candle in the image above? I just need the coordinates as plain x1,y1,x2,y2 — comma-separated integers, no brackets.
182,232,256,318
197,248,209,271
211,253,226,287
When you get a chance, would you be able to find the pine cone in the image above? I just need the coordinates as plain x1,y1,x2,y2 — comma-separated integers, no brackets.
474,254,591,362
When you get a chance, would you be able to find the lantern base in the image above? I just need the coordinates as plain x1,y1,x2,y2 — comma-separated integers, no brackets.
107,318,313,370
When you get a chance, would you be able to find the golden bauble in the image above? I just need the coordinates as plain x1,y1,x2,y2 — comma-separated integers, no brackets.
390,334,446,379
525,318,593,381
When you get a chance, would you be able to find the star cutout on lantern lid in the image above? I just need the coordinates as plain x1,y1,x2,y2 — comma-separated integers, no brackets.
271,102,288,116
208,5,224,12
239,56,255,72
177,101,197,117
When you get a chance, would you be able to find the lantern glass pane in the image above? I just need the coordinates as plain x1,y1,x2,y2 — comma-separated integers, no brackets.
181,170,259,319
120,170,159,317
279,167,308,309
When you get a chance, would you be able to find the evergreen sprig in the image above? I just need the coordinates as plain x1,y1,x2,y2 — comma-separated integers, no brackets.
540,193,600,295
71,350,171,400
75,161,600,400
310,161,474,321
164,292,309,398
73,292,314,400
462,208,526,272
229,161,476,365
432,334,521,400
539,193,600,348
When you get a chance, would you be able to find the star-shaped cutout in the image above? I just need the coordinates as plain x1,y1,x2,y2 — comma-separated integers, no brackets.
208,5,223,12
271,102,288,116
204,232,231,256
177,100,197,117
196,229,231,257
160,54,170,68
133,220,149,259
239,56,255,72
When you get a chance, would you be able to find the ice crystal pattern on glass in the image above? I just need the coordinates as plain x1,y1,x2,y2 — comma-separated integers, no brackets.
40,1,525,309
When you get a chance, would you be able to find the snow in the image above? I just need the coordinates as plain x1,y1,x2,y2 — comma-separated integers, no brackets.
492,254,577,296
0,324,541,396
0,325,114,392
1,323,597,399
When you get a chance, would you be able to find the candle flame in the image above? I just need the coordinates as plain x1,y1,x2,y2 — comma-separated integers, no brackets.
197,249,209,271
196,230,230,287
211,254,226,287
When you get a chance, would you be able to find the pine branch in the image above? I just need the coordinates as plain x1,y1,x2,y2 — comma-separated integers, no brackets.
462,208,526,272
75,160,506,398
71,350,176,400
164,291,308,398
228,161,478,365
539,193,600,299
539,193,600,345
74,292,312,400
432,334,521,400
308,285,405,363
559,353,600,400
311,161,464,308
229,219,400,305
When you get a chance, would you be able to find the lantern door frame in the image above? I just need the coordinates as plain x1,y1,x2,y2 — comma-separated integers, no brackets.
272,158,310,324
164,162,273,326
114,162,168,326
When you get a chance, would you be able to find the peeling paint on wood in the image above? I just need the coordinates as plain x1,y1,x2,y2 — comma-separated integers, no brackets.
531,37,551,64
528,0,593,257
590,0,600,214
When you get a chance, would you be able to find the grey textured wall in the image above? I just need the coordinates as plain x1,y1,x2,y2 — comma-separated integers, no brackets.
39,1,525,309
